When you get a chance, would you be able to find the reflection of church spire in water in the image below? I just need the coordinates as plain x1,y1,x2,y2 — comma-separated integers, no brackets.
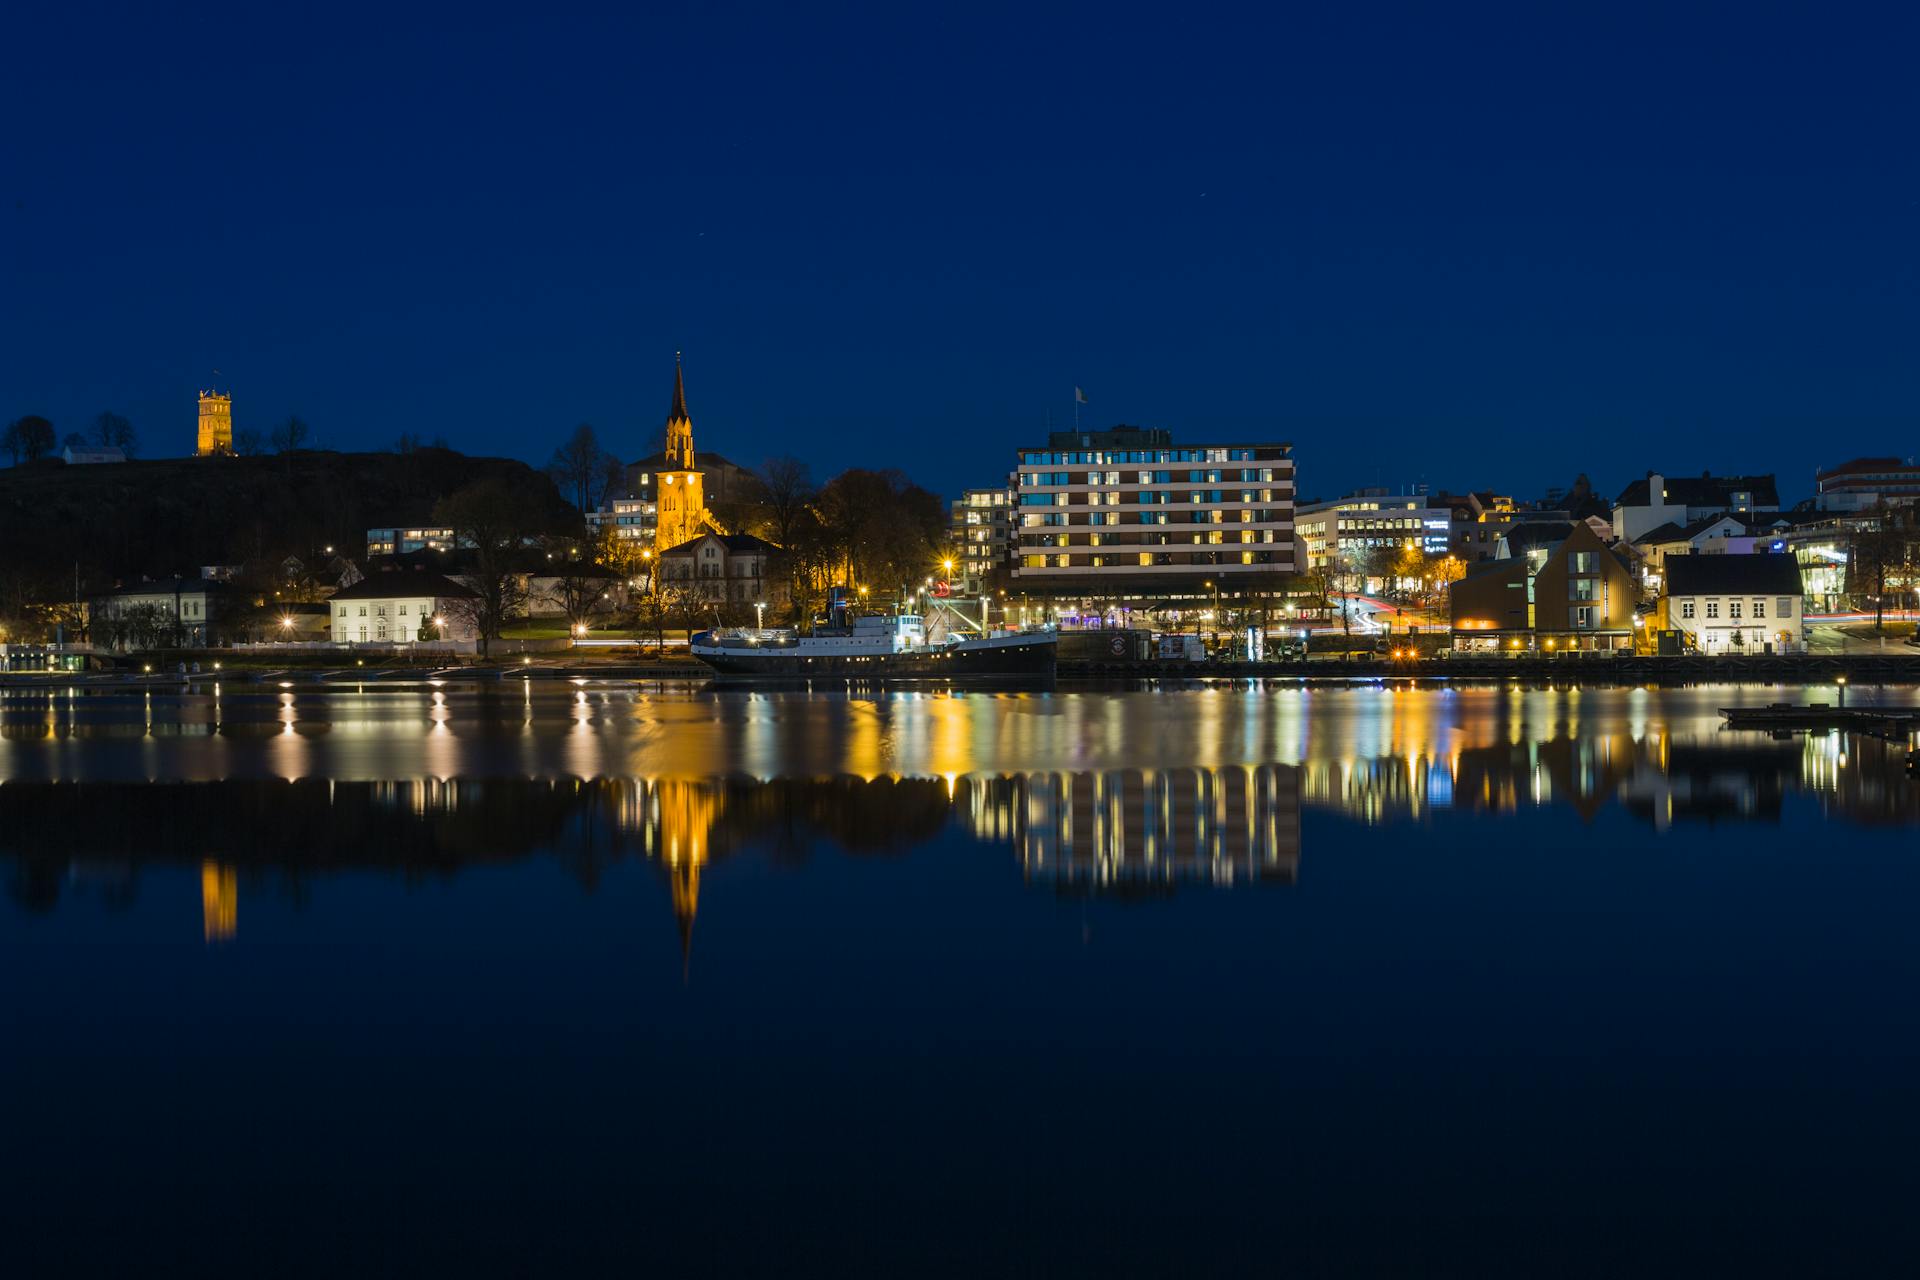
201,860,237,941
652,780,718,975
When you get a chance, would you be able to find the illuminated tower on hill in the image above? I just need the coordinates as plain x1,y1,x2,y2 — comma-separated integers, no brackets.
197,387,233,456
653,354,711,553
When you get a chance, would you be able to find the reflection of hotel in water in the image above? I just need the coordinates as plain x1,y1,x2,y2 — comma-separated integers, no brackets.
960,767,1303,891
1300,725,1919,829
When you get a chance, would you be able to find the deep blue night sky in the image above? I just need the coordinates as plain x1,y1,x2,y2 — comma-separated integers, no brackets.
6,2,1915,504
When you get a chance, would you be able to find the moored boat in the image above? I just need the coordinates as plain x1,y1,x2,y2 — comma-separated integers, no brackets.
691,614,1056,684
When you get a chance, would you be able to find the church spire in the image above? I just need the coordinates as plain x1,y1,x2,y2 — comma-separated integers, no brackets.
670,350,689,423
663,353,695,471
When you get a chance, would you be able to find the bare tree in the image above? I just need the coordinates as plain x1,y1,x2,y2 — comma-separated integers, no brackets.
433,478,542,658
547,423,624,512
91,411,138,456
270,415,311,453
4,416,55,464
758,456,817,548
1850,503,1912,632
233,427,264,456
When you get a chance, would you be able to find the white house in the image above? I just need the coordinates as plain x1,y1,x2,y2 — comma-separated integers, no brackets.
329,569,480,645
1662,553,1805,655
63,444,126,465
90,577,224,649
658,533,786,605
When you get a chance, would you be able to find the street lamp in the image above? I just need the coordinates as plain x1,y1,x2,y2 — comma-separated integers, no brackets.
1837,673,1848,708
755,601,766,632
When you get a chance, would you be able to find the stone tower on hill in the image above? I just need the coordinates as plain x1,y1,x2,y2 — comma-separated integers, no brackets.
197,388,233,456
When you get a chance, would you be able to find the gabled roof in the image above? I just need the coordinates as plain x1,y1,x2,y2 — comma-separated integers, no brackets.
1635,521,1689,546
1642,514,1746,545
330,569,479,601
1614,472,1780,509
660,531,783,556
1500,521,1575,555
629,449,745,473
1663,553,1803,597
99,576,224,597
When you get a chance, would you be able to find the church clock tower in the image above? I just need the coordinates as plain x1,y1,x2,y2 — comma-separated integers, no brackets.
653,354,711,554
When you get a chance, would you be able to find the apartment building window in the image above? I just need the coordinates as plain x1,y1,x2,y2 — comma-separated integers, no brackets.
1751,599,1765,619
1729,601,1743,619
1706,601,1719,619
1777,597,1793,615
1569,578,1597,601
1681,600,1695,619
1570,606,1594,629
1569,551,1596,572
358,606,367,617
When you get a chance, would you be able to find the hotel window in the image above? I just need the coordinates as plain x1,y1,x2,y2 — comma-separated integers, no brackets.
1138,553,1152,566
1681,601,1695,619
1706,601,1719,619
1054,554,1070,568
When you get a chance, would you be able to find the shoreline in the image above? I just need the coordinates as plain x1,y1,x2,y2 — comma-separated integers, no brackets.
4,652,1919,693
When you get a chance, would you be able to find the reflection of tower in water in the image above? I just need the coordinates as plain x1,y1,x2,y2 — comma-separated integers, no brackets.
962,767,1302,891
652,780,718,962
201,860,236,942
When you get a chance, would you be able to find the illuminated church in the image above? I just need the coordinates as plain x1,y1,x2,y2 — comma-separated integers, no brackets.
650,357,715,552
609,357,757,555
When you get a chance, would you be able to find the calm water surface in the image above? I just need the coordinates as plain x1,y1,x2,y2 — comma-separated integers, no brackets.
4,680,1919,1276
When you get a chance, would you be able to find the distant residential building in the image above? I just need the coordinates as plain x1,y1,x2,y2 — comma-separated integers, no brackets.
1611,471,1780,542
950,485,1013,595
62,444,125,465
1450,522,1638,652
1814,457,1920,512
329,569,480,645
366,526,470,557
1660,553,1805,655
1296,492,1452,578
197,389,233,456
1436,491,1519,562
90,577,225,649
658,532,785,605
586,492,656,547
1010,426,1295,596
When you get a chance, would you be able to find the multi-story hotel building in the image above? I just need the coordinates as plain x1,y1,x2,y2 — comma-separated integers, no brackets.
1010,426,1294,596
949,485,1013,595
